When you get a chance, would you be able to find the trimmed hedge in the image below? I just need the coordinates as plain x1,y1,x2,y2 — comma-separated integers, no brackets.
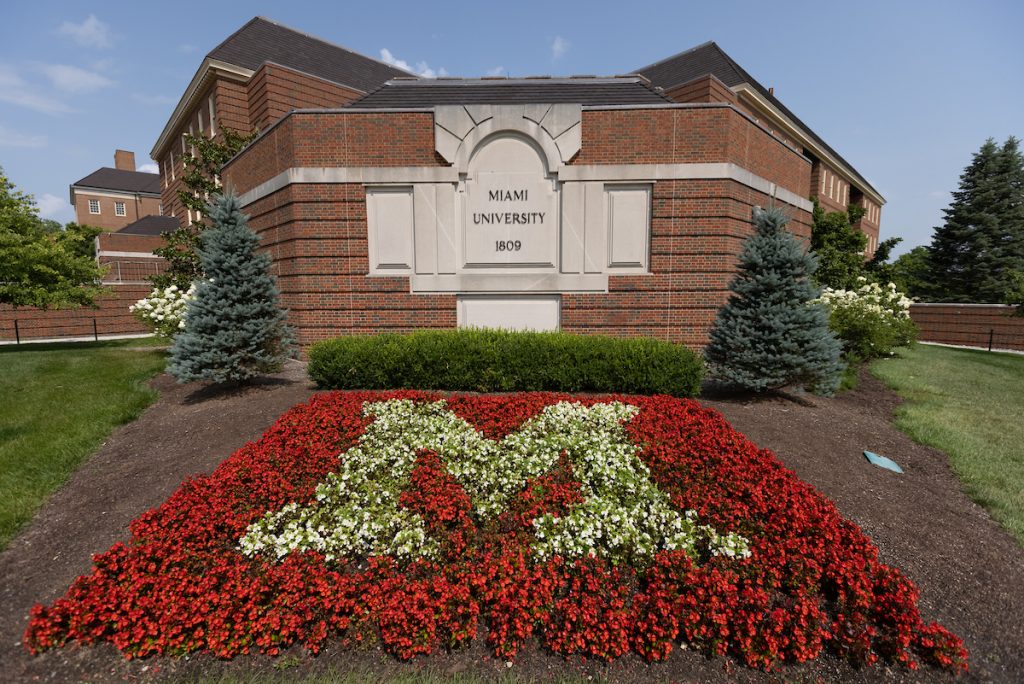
307,329,703,397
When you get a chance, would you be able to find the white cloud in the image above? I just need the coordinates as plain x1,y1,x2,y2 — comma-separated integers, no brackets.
551,35,569,59
0,65,72,114
37,64,114,93
138,162,159,174
485,66,505,77
379,48,448,78
0,125,47,148
58,15,113,49
37,193,73,222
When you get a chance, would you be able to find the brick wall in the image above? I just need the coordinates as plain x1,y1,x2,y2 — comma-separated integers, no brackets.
0,285,151,342
910,303,1024,352
563,179,810,347
242,183,456,347
158,66,370,226
247,63,362,131
574,107,811,198
663,75,738,106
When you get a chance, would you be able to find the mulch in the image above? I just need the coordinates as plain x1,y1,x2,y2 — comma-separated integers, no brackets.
1,364,1021,683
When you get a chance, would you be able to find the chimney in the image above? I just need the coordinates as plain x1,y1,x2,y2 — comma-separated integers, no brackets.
114,149,136,171
768,87,774,96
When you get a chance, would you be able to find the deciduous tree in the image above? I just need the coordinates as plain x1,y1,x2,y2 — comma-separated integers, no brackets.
0,167,104,308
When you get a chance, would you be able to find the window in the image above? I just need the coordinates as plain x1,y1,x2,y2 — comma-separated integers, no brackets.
158,203,163,216
115,201,126,217
88,199,100,214
208,95,216,137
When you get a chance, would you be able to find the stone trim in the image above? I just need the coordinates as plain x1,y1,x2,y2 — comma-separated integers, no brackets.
236,162,812,212
408,273,609,294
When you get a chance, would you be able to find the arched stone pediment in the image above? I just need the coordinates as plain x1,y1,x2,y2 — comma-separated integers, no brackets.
434,104,582,173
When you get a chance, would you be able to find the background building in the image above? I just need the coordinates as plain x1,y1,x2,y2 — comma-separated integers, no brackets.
69,150,162,231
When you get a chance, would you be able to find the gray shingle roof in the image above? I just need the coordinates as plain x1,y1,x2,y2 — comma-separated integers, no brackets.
635,42,883,200
72,168,161,195
348,77,672,108
208,17,411,93
116,215,179,236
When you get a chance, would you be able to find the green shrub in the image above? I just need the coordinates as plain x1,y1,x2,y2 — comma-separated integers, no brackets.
816,279,918,360
307,329,703,397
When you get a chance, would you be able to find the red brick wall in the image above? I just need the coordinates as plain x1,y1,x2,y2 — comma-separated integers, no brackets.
243,183,455,346
663,75,738,106
96,233,164,254
574,108,811,198
562,179,810,347
0,285,151,342
247,63,363,131
910,303,1024,352
222,111,443,193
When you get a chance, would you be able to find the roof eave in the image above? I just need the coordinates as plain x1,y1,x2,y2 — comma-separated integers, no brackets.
732,84,885,205
150,58,254,160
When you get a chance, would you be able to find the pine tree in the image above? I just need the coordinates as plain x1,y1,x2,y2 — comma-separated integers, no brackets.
705,207,844,395
928,139,1001,302
977,137,1024,302
168,194,294,384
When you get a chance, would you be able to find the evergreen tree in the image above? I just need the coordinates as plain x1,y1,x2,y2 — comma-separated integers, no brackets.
927,137,1024,302
168,194,294,384
979,137,1024,302
706,207,844,395
810,198,868,289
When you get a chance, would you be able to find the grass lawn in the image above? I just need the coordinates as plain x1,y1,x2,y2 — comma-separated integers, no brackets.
872,343,1024,544
0,338,166,549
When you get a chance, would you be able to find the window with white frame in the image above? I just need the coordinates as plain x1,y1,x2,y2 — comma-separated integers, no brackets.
88,199,100,214
115,201,126,216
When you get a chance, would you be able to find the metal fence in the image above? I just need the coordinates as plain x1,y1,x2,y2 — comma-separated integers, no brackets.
100,259,164,284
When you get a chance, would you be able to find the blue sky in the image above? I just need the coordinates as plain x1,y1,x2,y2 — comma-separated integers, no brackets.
1,0,1021,254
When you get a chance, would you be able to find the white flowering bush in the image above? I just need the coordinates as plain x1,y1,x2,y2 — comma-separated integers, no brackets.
240,399,749,566
129,283,197,338
815,278,917,359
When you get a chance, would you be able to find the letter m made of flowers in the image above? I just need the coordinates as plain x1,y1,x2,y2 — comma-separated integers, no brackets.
240,400,750,566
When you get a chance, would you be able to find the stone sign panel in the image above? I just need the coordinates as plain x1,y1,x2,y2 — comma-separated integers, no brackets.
463,135,557,268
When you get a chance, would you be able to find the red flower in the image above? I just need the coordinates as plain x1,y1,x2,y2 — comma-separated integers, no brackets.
23,392,967,673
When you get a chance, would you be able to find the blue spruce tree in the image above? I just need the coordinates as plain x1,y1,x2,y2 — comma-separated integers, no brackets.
705,207,844,395
168,194,294,384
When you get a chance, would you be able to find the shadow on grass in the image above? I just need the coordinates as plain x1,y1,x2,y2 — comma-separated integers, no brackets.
0,338,166,354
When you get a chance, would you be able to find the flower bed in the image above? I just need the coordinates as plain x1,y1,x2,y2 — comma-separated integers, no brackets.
25,392,967,672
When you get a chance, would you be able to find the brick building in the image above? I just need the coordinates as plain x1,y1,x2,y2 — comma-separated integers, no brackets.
153,17,885,349
69,150,162,231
